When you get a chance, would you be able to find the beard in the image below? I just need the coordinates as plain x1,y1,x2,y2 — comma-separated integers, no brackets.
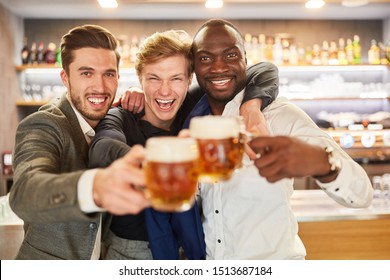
68,86,111,122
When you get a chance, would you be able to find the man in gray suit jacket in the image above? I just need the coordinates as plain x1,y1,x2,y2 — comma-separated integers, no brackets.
9,25,150,259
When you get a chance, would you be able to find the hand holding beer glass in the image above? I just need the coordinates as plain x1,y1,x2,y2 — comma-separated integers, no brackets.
144,137,200,212
189,116,245,183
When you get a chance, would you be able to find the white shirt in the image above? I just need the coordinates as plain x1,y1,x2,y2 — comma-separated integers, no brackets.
68,97,104,260
198,93,373,260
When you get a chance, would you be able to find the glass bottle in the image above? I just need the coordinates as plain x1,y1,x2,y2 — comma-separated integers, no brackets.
272,36,283,65
36,42,45,64
345,38,354,64
337,38,348,65
328,41,339,65
311,44,321,65
21,37,30,65
29,42,37,64
258,34,267,62
352,35,361,64
320,40,329,65
368,39,380,65
44,42,57,64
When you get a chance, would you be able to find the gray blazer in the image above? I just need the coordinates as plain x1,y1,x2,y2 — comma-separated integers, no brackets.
9,94,102,259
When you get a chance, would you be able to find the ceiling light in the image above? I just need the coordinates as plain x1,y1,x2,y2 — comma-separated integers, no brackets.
341,0,369,7
205,0,223,9
305,0,325,9
97,0,118,9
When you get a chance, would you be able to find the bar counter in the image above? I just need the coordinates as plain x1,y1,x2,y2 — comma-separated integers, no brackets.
291,190,390,260
1,190,390,260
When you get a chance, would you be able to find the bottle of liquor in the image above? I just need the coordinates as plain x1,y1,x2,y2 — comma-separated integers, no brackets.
265,36,274,62
386,38,390,65
337,38,348,65
378,41,389,65
304,46,313,65
368,39,380,65
328,41,339,65
129,35,139,66
244,33,255,66
352,35,361,64
29,42,37,64
250,35,260,65
36,42,45,64
272,36,283,65
345,38,354,64
320,40,329,65
55,46,62,66
44,42,57,64
282,39,290,65
297,43,306,65
258,34,267,62
288,44,299,65
311,44,321,65
21,37,30,65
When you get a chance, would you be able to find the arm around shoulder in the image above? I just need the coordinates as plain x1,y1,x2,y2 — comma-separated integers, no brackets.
242,61,279,110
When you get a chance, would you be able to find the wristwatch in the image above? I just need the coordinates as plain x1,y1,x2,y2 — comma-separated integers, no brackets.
314,146,341,180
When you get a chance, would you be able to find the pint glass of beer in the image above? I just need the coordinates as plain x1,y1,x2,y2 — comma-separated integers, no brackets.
189,116,244,182
144,137,199,212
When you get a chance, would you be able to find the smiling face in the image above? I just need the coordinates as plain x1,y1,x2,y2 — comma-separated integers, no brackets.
139,54,192,131
193,23,247,115
60,47,119,128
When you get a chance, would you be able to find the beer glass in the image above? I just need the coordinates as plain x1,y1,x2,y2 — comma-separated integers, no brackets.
189,116,244,182
144,137,199,212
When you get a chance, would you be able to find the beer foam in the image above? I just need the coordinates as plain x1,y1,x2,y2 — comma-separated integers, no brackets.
145,137,199,162
189,116,239,139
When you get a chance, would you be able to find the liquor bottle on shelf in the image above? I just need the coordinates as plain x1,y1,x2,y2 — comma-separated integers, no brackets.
282,38,290,65
36,42,45,64
320,40,329,65
21,37,30,65
28,42,37,64
258,34,267,62
368,39,381,65
337,38,348,65
265,36,274,62
304,46,313,65
244,33,255,66
311,44,321,65
297,43,306,65
345,38,354,64
129,35,139,65
250,35,260,64
55,47,62,66
386,39,390,64
44,42,57,64
288,44,299,65
352,35,361,64
272,36,283,65
328,41,339,65
378,41,389,65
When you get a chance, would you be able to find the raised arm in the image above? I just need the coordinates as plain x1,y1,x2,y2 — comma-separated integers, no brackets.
242,61,279,109
239,61,279,135
89,107,132,168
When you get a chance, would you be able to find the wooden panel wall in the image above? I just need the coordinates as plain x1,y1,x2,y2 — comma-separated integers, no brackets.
299,218,390,259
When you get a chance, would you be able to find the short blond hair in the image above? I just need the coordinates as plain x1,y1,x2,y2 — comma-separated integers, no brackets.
135,30,193,77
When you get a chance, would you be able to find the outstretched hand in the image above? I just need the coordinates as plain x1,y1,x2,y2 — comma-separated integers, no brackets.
93,145,150,215
248,136,330,183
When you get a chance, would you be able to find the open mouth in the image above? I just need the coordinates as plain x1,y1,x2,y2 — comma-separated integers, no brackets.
210,78,232,86
87,96,107,105
156,99,175,109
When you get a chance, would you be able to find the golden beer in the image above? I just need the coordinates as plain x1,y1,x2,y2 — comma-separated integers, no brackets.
189,116,243,182
145,137,199,212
